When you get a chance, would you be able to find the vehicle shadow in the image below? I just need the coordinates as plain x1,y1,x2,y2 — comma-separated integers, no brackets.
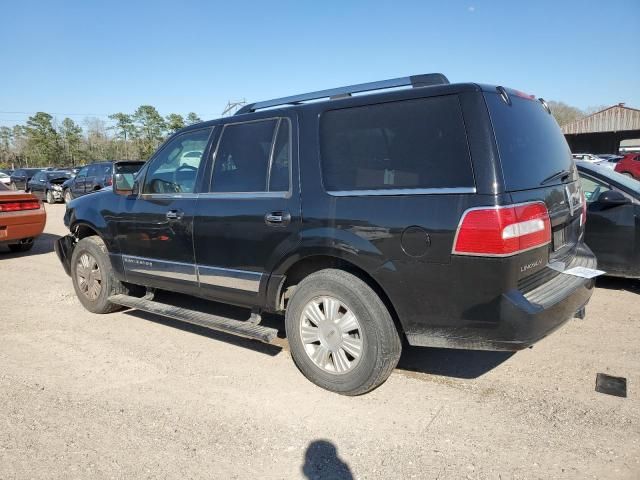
397,345,514,379
122,290,515,376
122,290,283,357
595,276,640,295
302,440,353,480
0,232,60,257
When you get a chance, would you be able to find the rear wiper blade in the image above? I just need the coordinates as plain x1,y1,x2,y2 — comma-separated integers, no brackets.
540,169,571,186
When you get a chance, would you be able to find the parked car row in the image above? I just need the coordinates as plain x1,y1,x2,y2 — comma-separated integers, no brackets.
2,161,145,203
571,152,640,178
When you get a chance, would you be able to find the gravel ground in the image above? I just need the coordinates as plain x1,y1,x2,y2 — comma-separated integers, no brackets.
1,203,639,479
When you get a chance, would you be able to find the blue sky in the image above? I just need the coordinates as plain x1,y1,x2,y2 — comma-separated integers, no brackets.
1,0,638,128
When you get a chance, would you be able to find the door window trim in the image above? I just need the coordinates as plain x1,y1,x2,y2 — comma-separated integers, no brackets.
207,116,293,198
139,126,215,198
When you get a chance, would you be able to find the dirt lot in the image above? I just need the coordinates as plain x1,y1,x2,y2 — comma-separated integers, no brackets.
0,203,639,479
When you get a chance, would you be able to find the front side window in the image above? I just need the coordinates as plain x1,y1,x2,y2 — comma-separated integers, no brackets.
143,129,212,194
77,167,89,178
211,118,291,193
579,175,611,203
320,96,474,192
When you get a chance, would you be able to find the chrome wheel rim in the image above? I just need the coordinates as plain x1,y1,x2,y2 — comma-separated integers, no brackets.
76,252,102,301
299,296,364,375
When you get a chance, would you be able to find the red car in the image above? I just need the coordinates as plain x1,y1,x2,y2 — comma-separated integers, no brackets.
614,153,640,179
0,182,46,252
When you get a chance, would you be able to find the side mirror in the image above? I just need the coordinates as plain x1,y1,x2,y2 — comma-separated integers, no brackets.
598,190,630,208
113,161,145,196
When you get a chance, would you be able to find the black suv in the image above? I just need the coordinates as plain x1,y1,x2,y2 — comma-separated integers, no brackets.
10,168,43,190
56,74,597,395
62,161,144,203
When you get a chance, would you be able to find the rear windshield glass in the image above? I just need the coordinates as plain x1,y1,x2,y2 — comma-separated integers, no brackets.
320,96,474,192
485,92,573,191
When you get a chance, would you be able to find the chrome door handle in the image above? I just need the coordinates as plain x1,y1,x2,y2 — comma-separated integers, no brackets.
265,211,291,226
166,209,183,220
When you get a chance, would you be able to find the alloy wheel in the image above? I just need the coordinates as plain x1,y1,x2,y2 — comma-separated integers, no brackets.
299,296,364,374
76,252,103,301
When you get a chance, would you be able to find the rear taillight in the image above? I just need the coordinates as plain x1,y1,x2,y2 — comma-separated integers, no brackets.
453,202,551,257
105,176,113,186
0,200,41,212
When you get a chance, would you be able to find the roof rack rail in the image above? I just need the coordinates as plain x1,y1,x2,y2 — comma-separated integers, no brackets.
235,73,449,115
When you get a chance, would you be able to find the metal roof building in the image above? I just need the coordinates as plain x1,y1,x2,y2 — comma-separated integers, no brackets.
562,103,640,154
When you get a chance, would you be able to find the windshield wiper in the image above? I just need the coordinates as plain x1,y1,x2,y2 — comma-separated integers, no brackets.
540,169,571,186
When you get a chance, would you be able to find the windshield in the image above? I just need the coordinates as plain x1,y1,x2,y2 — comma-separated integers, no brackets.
46,172,72,180
485,92,574,191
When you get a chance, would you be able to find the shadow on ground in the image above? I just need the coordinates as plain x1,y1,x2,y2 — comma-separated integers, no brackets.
0,232,60,257
596,276,640,295
127,290,515,378
302,440,353,480
397,345,514,379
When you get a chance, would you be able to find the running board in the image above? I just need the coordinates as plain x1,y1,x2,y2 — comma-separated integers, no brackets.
108,294,278,343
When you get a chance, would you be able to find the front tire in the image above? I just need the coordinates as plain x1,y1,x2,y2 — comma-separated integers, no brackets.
71,236,125,314
63,189,73,203
45,190,54,204
10,182,16,191
285,269,402,395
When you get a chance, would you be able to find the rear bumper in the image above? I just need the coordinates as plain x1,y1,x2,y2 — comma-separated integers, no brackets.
0,211,46,245
405,244,597,351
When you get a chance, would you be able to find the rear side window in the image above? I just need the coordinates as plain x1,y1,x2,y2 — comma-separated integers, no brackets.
211,118,291,193
485,93,573,191
320,96,474,192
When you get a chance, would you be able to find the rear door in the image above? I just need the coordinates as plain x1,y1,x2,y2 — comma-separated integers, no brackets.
193,115,300,307
484,91,585,277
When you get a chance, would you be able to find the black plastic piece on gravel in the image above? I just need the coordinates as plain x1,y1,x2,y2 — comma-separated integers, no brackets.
595,373,627,398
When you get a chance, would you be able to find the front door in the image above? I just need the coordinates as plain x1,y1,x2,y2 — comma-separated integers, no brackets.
193,115,300,307
29,171,45,199
116,127,214,292
73,166,89,196
580,174,635,273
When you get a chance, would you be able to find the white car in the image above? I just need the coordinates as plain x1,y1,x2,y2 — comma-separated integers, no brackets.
572,153,603,163
179,151,203,168
0,172,10,186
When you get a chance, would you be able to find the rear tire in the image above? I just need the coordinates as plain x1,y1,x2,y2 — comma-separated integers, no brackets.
8,240,34,252
71,236,125,314
285,269,402,395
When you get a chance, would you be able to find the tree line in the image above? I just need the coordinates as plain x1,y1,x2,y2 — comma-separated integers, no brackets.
0,106,203,169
